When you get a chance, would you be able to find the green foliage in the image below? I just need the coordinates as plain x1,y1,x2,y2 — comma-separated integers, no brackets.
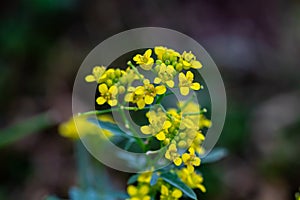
160,172,197,200
0,112,55,148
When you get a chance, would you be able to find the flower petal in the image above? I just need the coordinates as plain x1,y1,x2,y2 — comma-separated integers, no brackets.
85,75,96,82
191,82,200,90
156,132,166,141
107,99,117,106
145,95,154,104
191,60,202,69
155,85,166,95
140,126,152,134
180,87,190,96
98,84,108,94
96,97,106,105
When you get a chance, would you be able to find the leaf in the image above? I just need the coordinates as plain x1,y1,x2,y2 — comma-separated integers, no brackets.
150,173,159,186
0,112,55,148
160,172,197,200
202,148,228,164
127,174,139,184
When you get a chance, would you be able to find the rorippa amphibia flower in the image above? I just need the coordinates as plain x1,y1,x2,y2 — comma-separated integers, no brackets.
125,79,166,109
133,49,154,70
178,71,201,96
76,46,211,200
160,184,182,200
96,83,118,106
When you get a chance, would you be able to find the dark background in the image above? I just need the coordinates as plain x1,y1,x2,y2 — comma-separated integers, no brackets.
1,0,300,199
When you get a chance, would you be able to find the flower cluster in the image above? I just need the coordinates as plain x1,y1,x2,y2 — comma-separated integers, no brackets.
66,46,211,199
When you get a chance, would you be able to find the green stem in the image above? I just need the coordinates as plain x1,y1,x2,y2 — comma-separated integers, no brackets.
182,109,207,116
118,105,146,152
127,61,144,81
77,106,139,117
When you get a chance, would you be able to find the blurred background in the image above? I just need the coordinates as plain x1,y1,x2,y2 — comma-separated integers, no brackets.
1,0,300,199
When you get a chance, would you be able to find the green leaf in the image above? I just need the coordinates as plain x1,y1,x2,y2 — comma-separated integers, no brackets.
0,112,55,148
160,172,197,200
150,173,159,186
127,174,139,184
202,148,228,164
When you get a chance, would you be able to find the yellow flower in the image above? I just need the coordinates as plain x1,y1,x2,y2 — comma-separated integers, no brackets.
154,63,176,88
124,86,145,109
165,144,182,166
85,66,106,83
160,184,182,200
96,84,118,106
178,71,201,96
176,167,206,192
120,67,141,85
133,49,154,70
134,79,166,108
137,171,152,183
154,46,180,65
182,148,201,172
181,51,202,70
58,115,113,140
140,109,172,140
127,184,151,200
189,132,205,154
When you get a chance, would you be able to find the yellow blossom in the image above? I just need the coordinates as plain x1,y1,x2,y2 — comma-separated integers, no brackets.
154,46,180,65
133,49,154,70
96,84,118,106
160,185,182,200
182,148,201,172
154,63,176,88
140,109,171,139
58,115,113,140
178,71,201,96
134,79,166,107
127,184,151,200
138,171,152,183
165,144,182,166
177,167,206,192
181,51,202,70
85,66,106,83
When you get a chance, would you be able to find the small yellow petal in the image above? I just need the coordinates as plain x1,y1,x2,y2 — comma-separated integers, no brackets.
156,132,166,141
124,93,133,102
161,185,169,195
191,82,200,90
172,189,182,198
98,84,108,94
107,99,117,106
109,85,118,96
191,60,202,69
85,75,96,82
144,49,152,58
182,153,190,162
180,87,190,96
135,86,144,95
186,71,194,80
154,77,161,84
96,97,106,105
193,157,201,166
139,185,149,195
140,126,152,134
174,157,182,166
127,185,137,196
155,85,166,95
145,95,154,104
166,80,174,88
137,99,145,109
